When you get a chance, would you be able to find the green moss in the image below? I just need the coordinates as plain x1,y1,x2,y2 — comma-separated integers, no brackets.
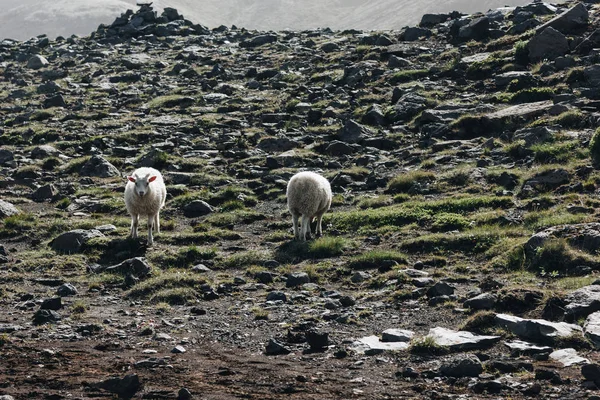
390,69,429,83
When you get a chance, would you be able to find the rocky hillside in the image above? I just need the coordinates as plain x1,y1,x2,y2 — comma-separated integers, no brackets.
3,1,600,399
1,0,550,40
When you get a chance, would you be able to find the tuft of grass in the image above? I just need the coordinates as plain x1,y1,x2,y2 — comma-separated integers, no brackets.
150,287,198,305
390,69,429,83
514,40,529,65
307,236,348,258
590,127,600,165
400,230,501,254
251,307,269,320
71,300,87,315
221,250,271,269
431,213,470,232
127,270,208,299
409,336,449,355
459,311,497,334
348,250,408,269
387,170,435,193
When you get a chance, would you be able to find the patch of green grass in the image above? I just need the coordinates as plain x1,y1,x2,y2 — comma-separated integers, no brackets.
150,287,198,305
356,195,392,209
498,87,555,104
459,311,496,334
400,229,502,254
528,238,598,275
514,40,529,65
390,69,429,83
348,250,408,269
431,212,470,232
552,110,587,129
149,246,217,269
221,250,271,269
551,276,597,291
590,127,600,165
0,213,36,236
387,170,435,193
127,270,208,299
205,210,264,227
524,210,589,231
531,140,585,163
307,236,348,258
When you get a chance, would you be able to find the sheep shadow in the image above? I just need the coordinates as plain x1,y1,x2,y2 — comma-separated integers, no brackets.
87,237,148,265
274,240,311,264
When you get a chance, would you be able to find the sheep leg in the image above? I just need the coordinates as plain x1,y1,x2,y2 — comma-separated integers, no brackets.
301,215,310,241
154,212,160,234
130,214,139,238
316,212,324,237
147,215,154,246
292,213,299,240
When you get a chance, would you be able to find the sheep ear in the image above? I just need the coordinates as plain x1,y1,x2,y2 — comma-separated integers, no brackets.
127,176,136,182
148,176,157,183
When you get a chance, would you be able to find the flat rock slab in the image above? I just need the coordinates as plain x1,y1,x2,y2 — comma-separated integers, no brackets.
584,311,600,348
565,285,600,322
486,100,553,120
550,348,589,367
495,313,582,342
0,199,20,218
351,335,410,355
425,327,501,351
504,340,552,356
381,329,414,343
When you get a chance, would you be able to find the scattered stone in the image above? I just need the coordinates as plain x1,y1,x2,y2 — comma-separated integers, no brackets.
305,329,329,350
427,282,455,298
439,354,483,377
527,27,569,62
0,200,20,218
183,200,214,217
463,293,497,310
80,155,120,178
549,348,589,367
265,338,291,355
40,297,62,310
381,329,414,343
286,272,310,288
172,345,186,354
33,309,61,325
50,229,105,253
425,327,501,351
350,335,410,355
27,55,49,69
495,313,583,342
504,340,553,358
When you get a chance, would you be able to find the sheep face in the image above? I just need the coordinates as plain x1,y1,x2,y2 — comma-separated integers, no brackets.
127,174,157,198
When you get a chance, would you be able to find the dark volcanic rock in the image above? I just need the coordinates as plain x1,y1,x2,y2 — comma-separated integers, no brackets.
51,229,105,253
80,155,120,178
527,27,569,62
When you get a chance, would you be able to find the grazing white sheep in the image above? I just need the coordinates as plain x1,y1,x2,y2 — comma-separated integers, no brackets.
286,171,332,241
124,167,167,246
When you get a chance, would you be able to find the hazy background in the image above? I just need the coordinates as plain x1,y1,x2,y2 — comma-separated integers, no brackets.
0,0,557,41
